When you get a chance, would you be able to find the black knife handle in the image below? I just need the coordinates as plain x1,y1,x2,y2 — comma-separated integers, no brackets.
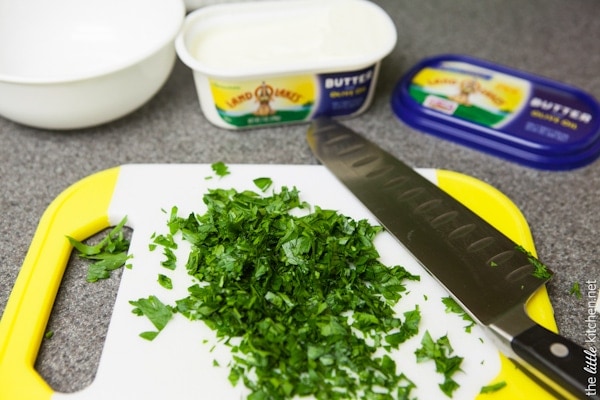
512,324,598,399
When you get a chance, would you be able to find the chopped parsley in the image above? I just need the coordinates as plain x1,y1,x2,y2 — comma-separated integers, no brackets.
140,185,424,399
253,177,273,192
415,331,463,398
150,230,178,270
130,295,174,341
442,297,476,333
211,161,230,178
67,216,131,282
158,274,173,290
515,245,552,280
569,282,582,299
480,381,507,394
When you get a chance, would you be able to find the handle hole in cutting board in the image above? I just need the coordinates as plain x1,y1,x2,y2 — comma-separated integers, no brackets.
34,226,132,393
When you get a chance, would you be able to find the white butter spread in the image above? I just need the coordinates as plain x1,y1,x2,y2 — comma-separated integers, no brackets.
176,0,397,128
190,0,396,72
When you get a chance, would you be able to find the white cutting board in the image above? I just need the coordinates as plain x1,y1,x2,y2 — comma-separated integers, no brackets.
74,164,500,400
0,164,557,400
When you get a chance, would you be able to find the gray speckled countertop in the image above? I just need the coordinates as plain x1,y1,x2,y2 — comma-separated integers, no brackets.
1,0,599,395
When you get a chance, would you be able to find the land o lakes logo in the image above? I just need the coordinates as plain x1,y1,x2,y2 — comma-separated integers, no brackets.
223,81,304,116
425,77,505,107
254,81,275,116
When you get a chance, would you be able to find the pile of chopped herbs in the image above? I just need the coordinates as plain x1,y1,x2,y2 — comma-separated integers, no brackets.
139,185,424,399
65,171,509,398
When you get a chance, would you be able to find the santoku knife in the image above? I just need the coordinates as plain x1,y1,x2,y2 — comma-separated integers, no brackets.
307,118,597,400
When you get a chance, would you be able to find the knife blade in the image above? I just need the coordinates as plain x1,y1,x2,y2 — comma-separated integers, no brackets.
307,118,597,400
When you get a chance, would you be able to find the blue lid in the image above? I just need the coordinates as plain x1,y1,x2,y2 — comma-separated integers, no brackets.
391,54,600,170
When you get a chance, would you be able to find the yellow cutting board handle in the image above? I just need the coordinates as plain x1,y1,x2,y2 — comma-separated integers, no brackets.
0,167,120,400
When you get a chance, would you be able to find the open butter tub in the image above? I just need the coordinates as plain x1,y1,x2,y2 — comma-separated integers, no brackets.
175,0,397,129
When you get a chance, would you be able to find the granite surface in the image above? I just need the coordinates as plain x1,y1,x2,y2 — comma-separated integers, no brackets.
1,0,599,394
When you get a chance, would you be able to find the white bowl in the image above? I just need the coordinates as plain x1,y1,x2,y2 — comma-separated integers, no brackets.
183,0,256,12
0,0,185,130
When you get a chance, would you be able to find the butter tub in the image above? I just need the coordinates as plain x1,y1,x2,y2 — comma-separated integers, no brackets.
175,0,397,129
392,54,600,170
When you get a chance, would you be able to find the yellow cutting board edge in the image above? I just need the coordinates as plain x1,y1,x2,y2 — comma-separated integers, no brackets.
0,166,120,400
0,165,559,400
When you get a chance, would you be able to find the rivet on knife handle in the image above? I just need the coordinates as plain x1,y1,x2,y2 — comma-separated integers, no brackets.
307,118,598,400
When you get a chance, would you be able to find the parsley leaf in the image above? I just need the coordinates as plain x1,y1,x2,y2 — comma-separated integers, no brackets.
67,216,132,282
211,161,230,178
515,245,552,280
85,252,131,282
130,295,174,340
385,307,421,346
480,381,507,394
569,282,582,299
396,373,417,400
158,274,173,290
415,331,464,397
253,177,273,192
442,297,476,333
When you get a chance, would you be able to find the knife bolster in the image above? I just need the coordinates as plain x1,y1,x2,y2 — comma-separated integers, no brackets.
488,304,539,357
490,305,596,399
